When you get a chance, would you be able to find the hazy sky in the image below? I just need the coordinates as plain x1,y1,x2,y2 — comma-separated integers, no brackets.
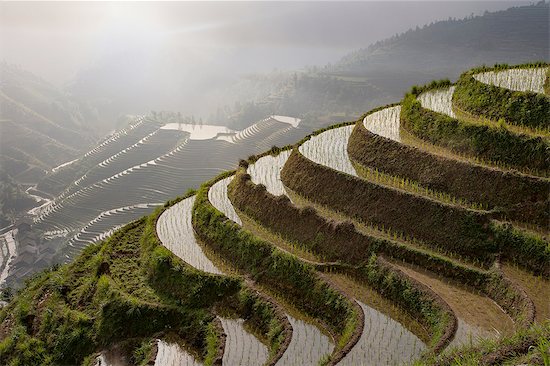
1,1,529,84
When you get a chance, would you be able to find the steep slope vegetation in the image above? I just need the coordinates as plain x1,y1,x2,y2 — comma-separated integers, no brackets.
1,63,548,365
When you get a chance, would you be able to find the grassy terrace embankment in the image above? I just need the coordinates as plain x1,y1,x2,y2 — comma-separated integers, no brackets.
401,89,548,174
348,114,549,213
452,63,550,131
229,167,456,353
281,149,495,265
230,166,533,331
192,172,362,365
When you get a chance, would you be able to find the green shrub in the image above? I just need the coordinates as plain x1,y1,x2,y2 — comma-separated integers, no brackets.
453,71,550,130
401,93,548,171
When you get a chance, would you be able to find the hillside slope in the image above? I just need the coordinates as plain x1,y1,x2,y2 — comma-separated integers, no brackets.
334,2,549,78
0,63,105,226
1,63,548,366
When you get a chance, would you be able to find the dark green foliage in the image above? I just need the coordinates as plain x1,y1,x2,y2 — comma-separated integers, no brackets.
358,255,455,351
491,223,550,277
401,93,548,172
453,65,550,130
409,79,452,97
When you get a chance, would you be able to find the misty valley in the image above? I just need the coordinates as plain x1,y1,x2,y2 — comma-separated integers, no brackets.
0,2,549,366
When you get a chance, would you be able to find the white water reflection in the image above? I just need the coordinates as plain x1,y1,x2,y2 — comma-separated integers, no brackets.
221,318,269,366
363,106,401,142
276,316,333,366
157,197,221,274
209,177,242,225
247,150,291,196
448,319,499,350
418,86,456,118
299,125,357,176
161,123,235,140
339,302,425,365
157,193,268,365
474,67,548,94
0,230,17,287
154,340,203,366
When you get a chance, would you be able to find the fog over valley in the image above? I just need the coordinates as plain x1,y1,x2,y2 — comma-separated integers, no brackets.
0,3,548,365
0,1,530,123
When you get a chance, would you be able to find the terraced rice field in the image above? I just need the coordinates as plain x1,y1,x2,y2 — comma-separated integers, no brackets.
208,177,336,365
0,231,16,285
156,197,220,274
156,195,269,365
340,303,424,365
67,203,161,257
294,119,518,349
473,67,548,94
276,315,334,366
418,87,456,118
363,106,402,142
247,151,292,196
394,263,513,347
299,126,357,176
6,65,547,365
221,318,269,366
20,117,306,274
244,151,429,364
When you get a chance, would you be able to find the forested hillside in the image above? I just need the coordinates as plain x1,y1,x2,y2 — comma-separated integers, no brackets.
222,2,549,129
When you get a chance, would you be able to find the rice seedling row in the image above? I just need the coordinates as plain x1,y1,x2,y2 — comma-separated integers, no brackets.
473,67,548,94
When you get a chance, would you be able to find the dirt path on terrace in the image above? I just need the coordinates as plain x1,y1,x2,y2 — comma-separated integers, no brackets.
390,261,515,348
502,264,550,323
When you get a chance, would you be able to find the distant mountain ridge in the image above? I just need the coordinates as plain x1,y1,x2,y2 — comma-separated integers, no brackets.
0,63,101,180
223,2,549,130
332,2,549,78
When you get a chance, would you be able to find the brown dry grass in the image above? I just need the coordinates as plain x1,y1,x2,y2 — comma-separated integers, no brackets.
392,260,515,336
502,264,550,323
